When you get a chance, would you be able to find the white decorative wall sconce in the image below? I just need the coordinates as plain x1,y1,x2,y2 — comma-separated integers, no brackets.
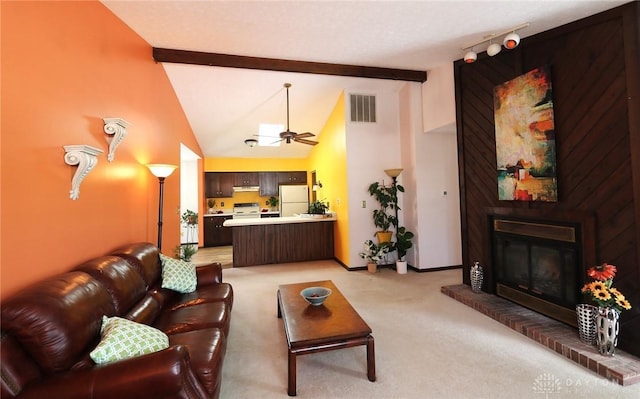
63,145,103,200
103,117,129,162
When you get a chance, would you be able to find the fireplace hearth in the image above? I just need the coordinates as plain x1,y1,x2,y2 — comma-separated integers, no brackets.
487,209,596,327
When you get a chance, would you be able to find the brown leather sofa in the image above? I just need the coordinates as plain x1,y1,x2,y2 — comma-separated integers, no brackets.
1,242,233,399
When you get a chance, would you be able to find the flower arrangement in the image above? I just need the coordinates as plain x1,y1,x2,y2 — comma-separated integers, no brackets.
581,263,631,312
359,240,390,263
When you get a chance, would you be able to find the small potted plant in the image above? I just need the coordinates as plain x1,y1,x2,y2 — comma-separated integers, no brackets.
308,199,329,217
207,199,216,214
359,239,391,273
267,196,279,211
394,226,414,274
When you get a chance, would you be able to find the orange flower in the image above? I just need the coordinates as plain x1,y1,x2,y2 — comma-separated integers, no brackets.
590,281,607,292
587,263,617,281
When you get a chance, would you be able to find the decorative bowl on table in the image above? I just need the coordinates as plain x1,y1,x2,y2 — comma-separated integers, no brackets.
300,287,332,306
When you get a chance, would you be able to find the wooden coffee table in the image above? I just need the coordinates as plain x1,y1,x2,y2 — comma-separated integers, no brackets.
277,280,375,396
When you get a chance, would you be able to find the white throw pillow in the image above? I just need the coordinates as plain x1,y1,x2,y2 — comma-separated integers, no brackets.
90,316,169,364
160,253,197,293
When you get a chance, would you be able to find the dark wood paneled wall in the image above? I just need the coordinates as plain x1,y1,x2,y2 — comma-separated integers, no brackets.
454,2,640,357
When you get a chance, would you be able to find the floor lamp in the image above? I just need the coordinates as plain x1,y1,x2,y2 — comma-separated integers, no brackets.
147,164,177,250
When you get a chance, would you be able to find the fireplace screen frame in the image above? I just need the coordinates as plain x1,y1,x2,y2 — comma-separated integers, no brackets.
490,215,587,327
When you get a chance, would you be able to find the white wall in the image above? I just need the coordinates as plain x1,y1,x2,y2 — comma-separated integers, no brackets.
345,86,403,267
180,144,201,244
415,63,462,269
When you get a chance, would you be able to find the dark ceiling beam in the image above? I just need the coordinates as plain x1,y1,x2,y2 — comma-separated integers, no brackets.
153,48,427,83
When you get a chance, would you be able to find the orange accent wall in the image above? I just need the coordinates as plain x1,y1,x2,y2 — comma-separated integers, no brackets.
0,1,202,299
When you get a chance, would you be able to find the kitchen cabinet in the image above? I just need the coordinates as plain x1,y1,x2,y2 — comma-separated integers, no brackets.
204,215,233,247
205,172,234,198
233,172,259,187
259,172,278,196
278,171,307,185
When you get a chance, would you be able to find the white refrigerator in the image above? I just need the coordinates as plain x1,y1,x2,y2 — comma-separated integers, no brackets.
279,185,309,217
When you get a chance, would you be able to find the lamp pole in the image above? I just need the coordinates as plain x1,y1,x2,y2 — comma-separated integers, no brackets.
147,164,178,251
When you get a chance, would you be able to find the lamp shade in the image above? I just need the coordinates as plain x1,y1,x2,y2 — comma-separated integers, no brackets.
147,164,177,178
463,50,477,64
487,43,502,57
503,32,520,49
384,168,403,178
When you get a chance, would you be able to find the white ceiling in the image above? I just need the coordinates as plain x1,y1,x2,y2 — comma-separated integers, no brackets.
102,0,627,158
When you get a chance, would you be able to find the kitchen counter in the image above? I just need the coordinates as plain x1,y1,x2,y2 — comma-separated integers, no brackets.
226,214,335,267
223,214,335,227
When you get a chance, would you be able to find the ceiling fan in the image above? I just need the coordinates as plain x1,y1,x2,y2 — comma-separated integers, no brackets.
259,83,319,146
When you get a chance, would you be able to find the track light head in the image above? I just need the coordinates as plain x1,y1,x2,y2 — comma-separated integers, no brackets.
503,32,520,49
487,42,502,57
464,50,477,63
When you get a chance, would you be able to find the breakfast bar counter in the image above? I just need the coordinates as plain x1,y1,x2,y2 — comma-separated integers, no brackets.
223,215,335,267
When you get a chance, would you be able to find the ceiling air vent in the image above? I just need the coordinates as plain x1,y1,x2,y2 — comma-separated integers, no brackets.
350,94,376,123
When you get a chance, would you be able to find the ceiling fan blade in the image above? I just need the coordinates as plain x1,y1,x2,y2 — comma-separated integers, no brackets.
294,138,319,146
295,132,315,138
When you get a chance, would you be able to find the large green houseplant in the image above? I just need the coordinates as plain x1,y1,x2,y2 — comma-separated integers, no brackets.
367,181,402,243
393,226,414,274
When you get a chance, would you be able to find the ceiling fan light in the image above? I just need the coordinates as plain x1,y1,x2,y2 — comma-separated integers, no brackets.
464,50,477,63
244,138,258,147
487,42,502,57
503,32,520,49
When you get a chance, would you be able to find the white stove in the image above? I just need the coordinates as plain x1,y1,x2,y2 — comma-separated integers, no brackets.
232,202,260,219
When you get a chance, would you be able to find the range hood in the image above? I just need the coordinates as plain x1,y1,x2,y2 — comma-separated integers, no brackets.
232,186,260,192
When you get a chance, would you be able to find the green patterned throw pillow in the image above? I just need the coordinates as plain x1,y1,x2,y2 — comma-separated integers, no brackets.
160,253,197,293
90,316,169,364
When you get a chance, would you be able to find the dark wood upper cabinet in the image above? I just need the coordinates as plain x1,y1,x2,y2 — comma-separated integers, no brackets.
233,172,259,186
278,171,307,185
259,172,278,196
205,172,234,198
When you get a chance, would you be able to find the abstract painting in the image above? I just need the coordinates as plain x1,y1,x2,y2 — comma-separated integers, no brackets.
494,65,557,202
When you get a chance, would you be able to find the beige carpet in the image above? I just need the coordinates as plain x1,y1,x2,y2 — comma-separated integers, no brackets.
218,261,640,399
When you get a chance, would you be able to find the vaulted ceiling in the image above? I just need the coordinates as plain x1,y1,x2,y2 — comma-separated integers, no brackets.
102,0,627,158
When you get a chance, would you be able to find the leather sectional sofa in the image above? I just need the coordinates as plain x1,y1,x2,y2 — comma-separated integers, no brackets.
1,242,233,399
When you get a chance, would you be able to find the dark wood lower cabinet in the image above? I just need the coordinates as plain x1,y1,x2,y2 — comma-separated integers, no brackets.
204,216,233,247
231,221,334,266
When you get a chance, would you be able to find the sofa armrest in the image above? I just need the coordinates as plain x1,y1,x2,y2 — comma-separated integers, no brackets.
18,346,209,399
196,262,223,285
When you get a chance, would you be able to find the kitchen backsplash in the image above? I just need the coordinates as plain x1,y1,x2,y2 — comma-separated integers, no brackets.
206,191,277,210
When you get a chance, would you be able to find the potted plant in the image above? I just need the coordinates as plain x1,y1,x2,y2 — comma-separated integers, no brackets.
308,199,329,217
394,226,414,274
367,182,401,243
267,196,279,211
207,199,216,214
176,209,198,261
359,239,391,273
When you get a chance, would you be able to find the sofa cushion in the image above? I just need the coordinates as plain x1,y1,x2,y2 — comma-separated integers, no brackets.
0,272,115,373
155,302,231,336
111,242,162,288
168,283,234,311
90,316,169,364
160,254,197,293
75,256,147,315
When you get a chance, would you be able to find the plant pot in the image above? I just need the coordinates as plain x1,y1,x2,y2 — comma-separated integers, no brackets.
575,304,597,344
396,260,407,274
596,307,620,356
376,231,392,244
367,262,377,274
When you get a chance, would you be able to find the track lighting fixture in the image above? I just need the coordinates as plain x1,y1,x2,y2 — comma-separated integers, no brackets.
464,50,477,64
460,23,529,63
503,32,520,49
487,42,502,57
